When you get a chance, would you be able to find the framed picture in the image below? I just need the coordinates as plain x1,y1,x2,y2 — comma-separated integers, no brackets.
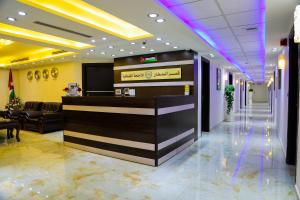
216,68,221,90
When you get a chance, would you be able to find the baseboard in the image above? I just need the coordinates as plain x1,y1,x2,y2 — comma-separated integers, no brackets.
295,185,300,200
279,137,287,158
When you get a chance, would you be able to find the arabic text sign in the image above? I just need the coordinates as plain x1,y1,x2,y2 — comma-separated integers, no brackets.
121,68,181,81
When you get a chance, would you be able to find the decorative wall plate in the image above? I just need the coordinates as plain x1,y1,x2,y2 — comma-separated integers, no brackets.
42,69,49,80
34,70,41,80
27,71,33,81
51,67,59,79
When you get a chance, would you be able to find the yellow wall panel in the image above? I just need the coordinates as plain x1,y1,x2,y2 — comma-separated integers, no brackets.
18,62,82,103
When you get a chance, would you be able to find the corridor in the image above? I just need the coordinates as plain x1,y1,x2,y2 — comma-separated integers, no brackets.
0,104,296,200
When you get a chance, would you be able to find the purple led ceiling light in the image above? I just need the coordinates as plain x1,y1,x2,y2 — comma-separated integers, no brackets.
157,0,266,82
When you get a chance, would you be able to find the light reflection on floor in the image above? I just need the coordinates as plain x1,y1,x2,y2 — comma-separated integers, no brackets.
0,103,297,200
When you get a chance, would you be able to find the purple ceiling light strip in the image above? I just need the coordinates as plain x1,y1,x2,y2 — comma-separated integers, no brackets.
259,1,266,81
157,0,266,82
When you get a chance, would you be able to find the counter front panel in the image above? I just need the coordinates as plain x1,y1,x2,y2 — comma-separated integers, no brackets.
62,96,195,166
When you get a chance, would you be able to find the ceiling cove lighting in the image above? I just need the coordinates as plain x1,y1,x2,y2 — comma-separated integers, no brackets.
157,0,266,82
0,38,14,46
0,23,94,50
0,50,76,67
18,0,153,40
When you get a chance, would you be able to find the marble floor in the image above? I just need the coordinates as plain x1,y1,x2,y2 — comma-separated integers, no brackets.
0,104,297,200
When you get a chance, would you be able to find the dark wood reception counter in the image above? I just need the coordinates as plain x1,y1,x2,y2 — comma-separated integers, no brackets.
62,96,195,166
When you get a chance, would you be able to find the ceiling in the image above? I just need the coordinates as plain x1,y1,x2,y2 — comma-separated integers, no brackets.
0,0,298,82
157,0,265,82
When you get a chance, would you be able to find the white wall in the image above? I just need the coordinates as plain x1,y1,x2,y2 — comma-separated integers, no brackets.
276,48,289,158
233,75,241,112
209,63,225,129
252,84,269,102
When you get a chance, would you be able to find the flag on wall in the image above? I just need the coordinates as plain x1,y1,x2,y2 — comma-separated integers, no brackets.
8,69,15,101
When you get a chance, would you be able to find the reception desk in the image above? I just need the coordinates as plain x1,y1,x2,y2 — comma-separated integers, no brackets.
62,96,195,166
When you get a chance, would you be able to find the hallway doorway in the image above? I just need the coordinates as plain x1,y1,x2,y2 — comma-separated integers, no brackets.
286,28,299,165
201,57,210,132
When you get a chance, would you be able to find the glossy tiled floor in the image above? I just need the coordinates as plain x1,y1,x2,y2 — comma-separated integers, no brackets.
0,104,297,200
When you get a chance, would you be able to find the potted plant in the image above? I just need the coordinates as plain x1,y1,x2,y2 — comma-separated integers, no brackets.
248,88,254,105
224,85,235,121
5,97,23,110
63,83,82,96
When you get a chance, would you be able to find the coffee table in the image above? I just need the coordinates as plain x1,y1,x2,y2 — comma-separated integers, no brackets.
0,119,20,142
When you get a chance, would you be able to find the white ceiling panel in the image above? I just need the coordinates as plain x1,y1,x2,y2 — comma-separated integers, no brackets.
232,24,261,36
210,28,235,39
217,0,262,15
237,34,261,43
158,0,198,7
241,41,261,51
177,0,221,20
192,16,227,30
218,38,241,50
226,10,264,27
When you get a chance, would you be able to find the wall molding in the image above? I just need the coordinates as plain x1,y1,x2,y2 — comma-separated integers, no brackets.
295,185,300,200
114,81,194,88
114,60,194,71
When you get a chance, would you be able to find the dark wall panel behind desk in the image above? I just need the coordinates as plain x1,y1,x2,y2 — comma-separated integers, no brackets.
114,50,197,97
82,63,114,96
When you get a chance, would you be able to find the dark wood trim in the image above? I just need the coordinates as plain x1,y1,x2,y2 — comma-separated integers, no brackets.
201,57,210,132
82,63,114,97
114,50,195,66
286,27,299,165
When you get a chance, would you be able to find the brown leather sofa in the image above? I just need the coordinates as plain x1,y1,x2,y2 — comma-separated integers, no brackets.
7,101,43,127
23,102,64,134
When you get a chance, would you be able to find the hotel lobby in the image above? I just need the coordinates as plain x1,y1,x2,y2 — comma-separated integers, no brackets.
0,0,299,199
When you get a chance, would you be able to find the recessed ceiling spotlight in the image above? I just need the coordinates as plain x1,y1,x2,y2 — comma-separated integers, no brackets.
108,45,114,49
18,11,27,16
148,13,159,18
141,46,146,49
7,17,16,22
150,49,155,52
173,46,178,49
209,53,215,58
129,51,133,54
112,54,116,57
165,42,170,45
101,52,105,55
272,48,277,52
90,49,95,52
73,55,76,58
120,49,125,52
156,37,162,41
102,37,107,40
86,52,90,55
130,42,136,45
156,18,165,23
91,39,96,43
